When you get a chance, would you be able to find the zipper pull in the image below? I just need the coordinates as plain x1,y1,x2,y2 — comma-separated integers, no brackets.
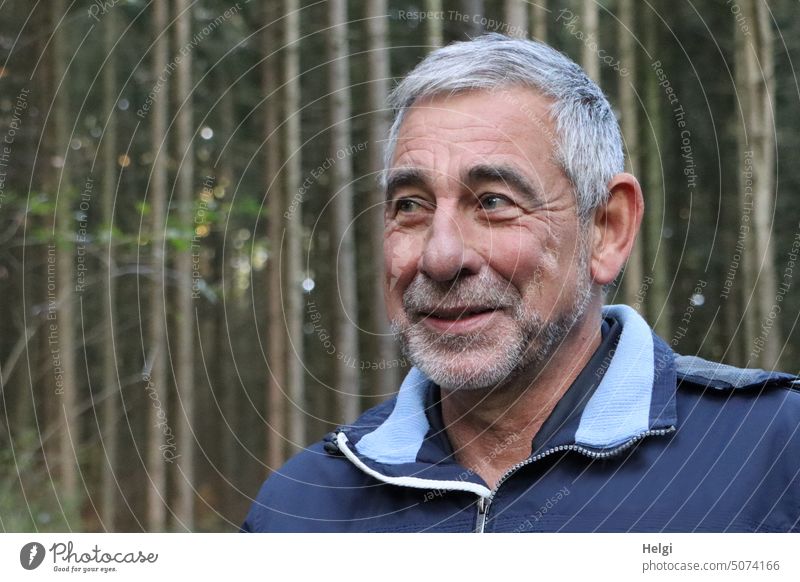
475,497,489,533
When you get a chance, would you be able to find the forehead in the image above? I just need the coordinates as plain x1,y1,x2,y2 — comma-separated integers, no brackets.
392,87,560,168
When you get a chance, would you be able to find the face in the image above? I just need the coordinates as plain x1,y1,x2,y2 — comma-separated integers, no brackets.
384,88,595,391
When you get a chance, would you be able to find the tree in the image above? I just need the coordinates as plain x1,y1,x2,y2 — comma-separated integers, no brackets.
504,0,527,38
461,0,484,38
366,0,398,398
328,0,359,423
284,0,306,449
263,0,286,469
99,6,120,532
51,0,80,517
145,0,169,532
618,0,644,310
425,0,443,48
173,0,196,530
643,2,671,340
216,68,238,509
532,0,548,42
735,0,780,368
581,0,599,82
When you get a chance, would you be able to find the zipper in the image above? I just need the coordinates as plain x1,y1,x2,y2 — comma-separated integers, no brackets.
473,426,676,533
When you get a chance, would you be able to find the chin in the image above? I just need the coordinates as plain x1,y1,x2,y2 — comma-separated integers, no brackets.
419,364,508,392
399,328,531,391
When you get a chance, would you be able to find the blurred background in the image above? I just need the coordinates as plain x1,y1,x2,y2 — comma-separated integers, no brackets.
0,0,798,532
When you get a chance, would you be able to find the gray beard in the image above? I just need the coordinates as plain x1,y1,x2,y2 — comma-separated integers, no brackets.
391,249,593,392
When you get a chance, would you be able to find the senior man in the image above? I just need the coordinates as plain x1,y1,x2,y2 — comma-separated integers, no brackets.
242,34,800,532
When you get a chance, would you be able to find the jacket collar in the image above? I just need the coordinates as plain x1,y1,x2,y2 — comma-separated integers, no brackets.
338,305,678,490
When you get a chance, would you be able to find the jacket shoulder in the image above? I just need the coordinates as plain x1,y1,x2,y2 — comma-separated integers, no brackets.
675,354,799,392
674,354,800,433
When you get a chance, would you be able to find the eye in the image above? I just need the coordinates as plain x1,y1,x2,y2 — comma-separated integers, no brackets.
397,198,420,212
391,197,426,215
478,194,513,211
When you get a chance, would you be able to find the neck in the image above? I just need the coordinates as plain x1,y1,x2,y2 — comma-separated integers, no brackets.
440,308,603,488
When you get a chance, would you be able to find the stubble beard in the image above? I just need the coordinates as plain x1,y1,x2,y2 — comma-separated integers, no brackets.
391,244,593,392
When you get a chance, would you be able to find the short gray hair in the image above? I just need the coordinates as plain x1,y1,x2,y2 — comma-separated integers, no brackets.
384,33,624,220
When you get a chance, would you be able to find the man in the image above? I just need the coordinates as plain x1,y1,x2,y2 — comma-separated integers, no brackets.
242,34,800,532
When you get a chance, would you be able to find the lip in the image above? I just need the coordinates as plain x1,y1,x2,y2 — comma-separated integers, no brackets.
417,307,501,334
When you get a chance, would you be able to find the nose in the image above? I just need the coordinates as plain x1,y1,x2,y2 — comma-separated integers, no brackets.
419,207,481,282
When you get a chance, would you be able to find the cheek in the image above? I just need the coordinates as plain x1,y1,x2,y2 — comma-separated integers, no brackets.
384,231,423,304
481,229,548,281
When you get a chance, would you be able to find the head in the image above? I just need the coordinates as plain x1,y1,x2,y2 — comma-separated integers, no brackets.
383,34,642,392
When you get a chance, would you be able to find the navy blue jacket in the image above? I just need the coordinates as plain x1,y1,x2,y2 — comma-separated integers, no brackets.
242,305,800,532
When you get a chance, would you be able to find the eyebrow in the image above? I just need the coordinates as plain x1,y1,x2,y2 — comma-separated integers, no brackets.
384,167,431,201
383,163,543,205
465,164,543,205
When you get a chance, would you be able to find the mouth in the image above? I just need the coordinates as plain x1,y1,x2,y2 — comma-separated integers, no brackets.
414,305,502,333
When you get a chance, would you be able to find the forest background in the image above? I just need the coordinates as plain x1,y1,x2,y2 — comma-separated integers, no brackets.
1,0,798,532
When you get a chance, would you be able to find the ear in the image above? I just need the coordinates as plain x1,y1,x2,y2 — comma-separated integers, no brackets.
590,172,644,286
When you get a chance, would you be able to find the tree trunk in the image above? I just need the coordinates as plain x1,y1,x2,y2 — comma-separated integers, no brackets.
461,0,484,38
735,0,780,368
211,70,236,512
284,0,306,449
581,0,600,82
618,0,644,312
425,0,444,48
100,7,120,532
644,4,671,340
734,2,756,361
328,0,360,423
751,0,779,369
366,0,398,398
31,3,55,501
174,0,196,530
504,0,527,38
52,0,80,517
263,1,286,470
146,0,169,532
532,0,547,42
